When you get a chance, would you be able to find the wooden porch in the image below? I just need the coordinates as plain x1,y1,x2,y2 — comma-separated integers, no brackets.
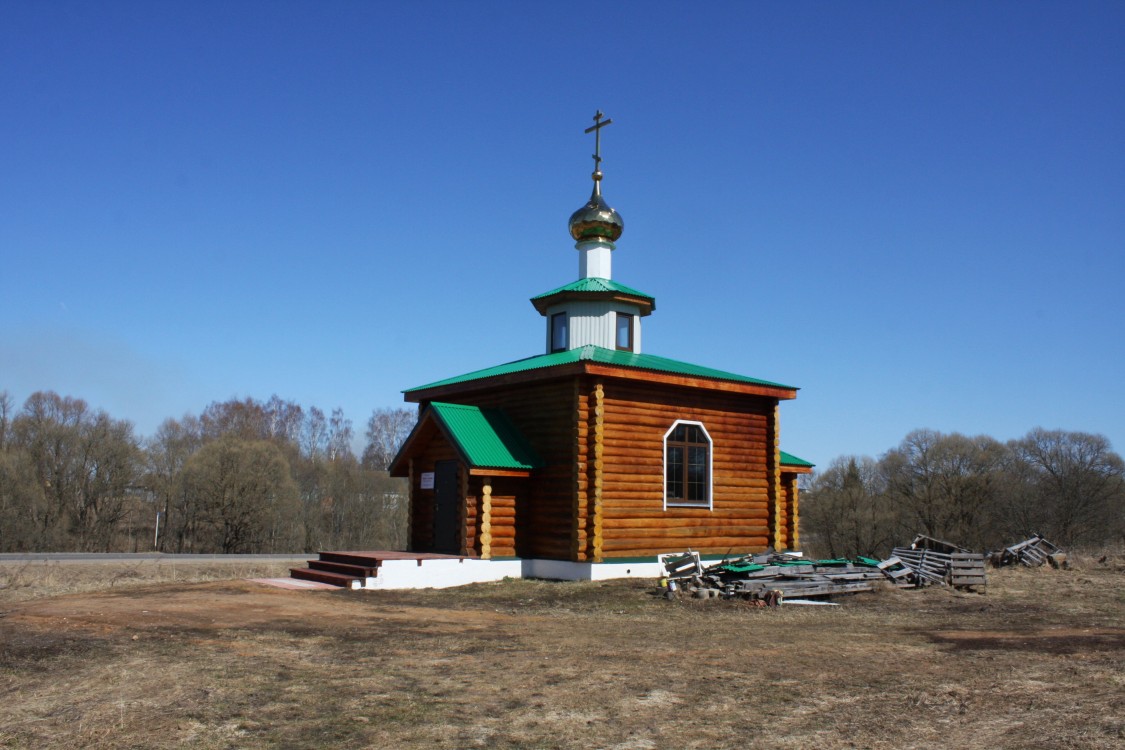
290,550,477,588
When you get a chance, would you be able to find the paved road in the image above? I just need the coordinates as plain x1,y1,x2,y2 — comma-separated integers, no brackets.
0,553,310,563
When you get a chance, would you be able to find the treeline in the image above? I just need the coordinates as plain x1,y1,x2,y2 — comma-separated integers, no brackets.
0,390,415,554
801,428,1125,559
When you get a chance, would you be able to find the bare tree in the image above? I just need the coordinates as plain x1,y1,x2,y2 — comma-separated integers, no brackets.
200,398,270,442
144,416,203,552
0,445,46,552
362,408,416,471
1007,429,1125,547
181,436,300,553
880,429,1006,548
0,390,12,451
1,391,418,553
11,392,140,551
327,408,354,462
265,395,304,447
802,456,899,558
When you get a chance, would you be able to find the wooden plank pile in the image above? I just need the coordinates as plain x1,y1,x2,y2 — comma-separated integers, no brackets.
995,534,1064,568
658,551,890,603
658,534,995,604
891,534,987,590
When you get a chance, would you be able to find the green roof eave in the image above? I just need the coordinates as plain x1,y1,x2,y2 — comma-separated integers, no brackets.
531,277,654,301
430,402,543,471
530,277,656,316
780,451,814,468
404,345,797,396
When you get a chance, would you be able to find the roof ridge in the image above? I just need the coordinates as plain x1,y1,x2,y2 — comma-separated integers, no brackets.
406,345,796,393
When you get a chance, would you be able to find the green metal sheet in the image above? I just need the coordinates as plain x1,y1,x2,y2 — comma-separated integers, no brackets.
531,277,654,301
718,562,765,573
406,345,796,393
779,450,814,468
429,402,543,471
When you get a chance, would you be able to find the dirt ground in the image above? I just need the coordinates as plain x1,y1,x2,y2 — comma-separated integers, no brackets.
1,558,1122,749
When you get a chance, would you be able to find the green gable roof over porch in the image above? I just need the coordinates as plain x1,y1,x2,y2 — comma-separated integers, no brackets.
780,451,813,468
389,402,543,477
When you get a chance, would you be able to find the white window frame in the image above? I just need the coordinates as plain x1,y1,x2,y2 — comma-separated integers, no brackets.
663,419,713,510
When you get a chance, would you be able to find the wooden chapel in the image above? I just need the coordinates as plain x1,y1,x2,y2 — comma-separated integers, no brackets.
389,113,812,564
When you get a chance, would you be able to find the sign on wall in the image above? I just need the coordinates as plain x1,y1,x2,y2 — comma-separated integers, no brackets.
420,472,435,490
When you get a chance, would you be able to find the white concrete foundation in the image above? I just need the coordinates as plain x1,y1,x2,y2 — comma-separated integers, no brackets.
359,557,664,590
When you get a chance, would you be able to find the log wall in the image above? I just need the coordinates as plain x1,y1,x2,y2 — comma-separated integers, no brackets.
412,371,785,561
434,379,583,560
781,472,800,551
767,403,781,551
597,378,778,558
465,476,521,558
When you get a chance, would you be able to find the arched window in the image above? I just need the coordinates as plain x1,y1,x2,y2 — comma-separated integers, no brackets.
664,420,712,509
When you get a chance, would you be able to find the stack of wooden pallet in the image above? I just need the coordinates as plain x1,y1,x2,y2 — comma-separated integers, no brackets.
890,535,987,590
659,535,993,603
998,534,1062,567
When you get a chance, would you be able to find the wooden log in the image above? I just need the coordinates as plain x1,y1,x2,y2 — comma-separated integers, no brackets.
603,510,769,521
602,394,768,417
604,540,770,557
601,467,770,482
607,422,765,440
600,481,770,494
601,498,770,511
603,535,770,551
603,521,771,535
601,408,767,427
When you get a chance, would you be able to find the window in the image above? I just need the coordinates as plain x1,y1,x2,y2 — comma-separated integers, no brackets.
664,421,712,508
550,312,568,352
615,313,633,351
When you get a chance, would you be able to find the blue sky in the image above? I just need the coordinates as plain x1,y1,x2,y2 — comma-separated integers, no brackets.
2,1,1123,467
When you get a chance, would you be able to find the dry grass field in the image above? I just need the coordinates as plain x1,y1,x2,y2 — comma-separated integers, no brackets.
1,556,1122,749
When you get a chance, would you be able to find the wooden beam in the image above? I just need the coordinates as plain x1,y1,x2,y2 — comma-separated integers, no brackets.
583,364,798,400
479,477,492,560
590,379,605,562
768,403,782,551
787,473,801,551
467,467,533,477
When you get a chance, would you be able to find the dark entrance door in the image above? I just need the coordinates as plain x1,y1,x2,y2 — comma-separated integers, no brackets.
432,460,460,554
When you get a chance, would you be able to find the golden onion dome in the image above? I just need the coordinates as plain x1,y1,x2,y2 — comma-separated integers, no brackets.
568,173,624,243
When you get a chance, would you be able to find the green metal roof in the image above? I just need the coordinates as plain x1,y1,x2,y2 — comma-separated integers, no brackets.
406,345,796,393
531,277,654,301
780,451,814,468
429,402,543,470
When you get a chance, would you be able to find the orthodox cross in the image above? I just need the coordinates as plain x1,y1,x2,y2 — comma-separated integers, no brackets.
584,110,613,174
